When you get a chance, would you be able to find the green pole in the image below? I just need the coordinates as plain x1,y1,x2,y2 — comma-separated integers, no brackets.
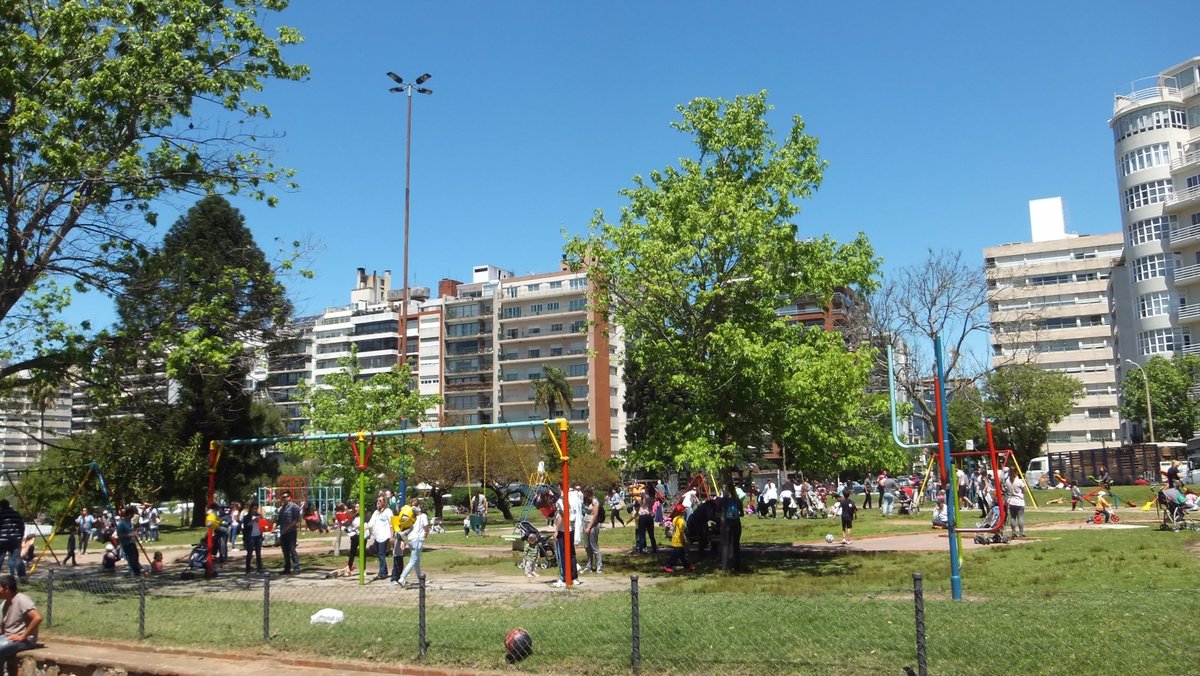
358,472,367,586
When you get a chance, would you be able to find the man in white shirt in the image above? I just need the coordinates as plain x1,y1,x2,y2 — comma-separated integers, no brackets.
681,488,698,521
763,481,778,519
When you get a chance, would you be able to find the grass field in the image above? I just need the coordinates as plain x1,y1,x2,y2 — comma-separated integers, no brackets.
36,488,1196,674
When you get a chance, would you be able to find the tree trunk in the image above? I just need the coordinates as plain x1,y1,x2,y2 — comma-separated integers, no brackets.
190,484,207,528
431,489,445,520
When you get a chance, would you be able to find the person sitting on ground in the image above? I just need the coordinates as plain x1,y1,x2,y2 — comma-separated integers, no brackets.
0,574,41,660
931,497,948,529
101,544,119,571
150,551,164,574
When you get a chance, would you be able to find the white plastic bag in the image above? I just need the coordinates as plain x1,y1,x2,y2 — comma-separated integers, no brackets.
310,608,345,625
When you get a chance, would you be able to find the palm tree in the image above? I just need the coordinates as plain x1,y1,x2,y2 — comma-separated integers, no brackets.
531,365,573,420
30,380,61,454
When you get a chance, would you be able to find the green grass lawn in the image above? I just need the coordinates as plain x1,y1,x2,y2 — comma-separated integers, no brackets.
34,486,1197,673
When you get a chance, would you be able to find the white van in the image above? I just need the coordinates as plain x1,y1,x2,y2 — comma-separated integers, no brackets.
1026,457,1049,489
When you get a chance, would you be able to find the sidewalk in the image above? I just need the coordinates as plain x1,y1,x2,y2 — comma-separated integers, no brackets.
27,635,497,675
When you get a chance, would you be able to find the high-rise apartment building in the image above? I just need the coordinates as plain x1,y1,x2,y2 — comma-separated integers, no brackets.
1109,58,1200,369
280,263,627,457
985,198,1123,452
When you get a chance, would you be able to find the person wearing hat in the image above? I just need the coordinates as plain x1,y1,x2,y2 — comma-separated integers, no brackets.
1095,491,1113,523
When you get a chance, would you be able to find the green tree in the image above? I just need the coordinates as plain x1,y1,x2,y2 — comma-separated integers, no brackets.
565,91,879,476
531,365,573,420
0,0,307,388
946,382,986,451
1119,355,1200,442
985,364,1083,466
102,196,294,522
294,346,439,499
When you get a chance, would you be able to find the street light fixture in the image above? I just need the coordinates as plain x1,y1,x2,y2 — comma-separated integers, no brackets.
1123,359,1155,443
386,71,433,373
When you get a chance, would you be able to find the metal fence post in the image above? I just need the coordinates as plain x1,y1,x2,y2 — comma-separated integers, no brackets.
138,574,146,640
913,572,928,676
45,568,53,627
263,574,271,642
418,573,427,659
631,575,640,674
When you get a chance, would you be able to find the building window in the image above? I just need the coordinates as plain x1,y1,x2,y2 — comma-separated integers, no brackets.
1137,328,1181,356
527,348,540,358
1113,105,1187,141
1120,143,1172,176
572,384,588,398
550,347,563,356
1132,254,1167,282
568,299,587,311
567,363,588,377
549,281,563,289
502,307,521,319
572,408,589,420
546,302,560,311
1139,291,1171,318
550,323,563,332
1129,216,1174,246
505,287,518,298
527,284,540,292
1189,104,1200,129
529,304,543,314
569,277,587,289
1124,180,1174,212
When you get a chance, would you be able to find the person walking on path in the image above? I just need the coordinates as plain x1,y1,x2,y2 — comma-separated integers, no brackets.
274,491,302,575
0,574,41,661
63,524,77,566
607,488,626,528
75,507,95,554
634,496,657,555
397,500,430,588
116,505,143,576
861,474,873,510
582,487,602,574
240,502,264,574
0,502,22,578
366,496,394,580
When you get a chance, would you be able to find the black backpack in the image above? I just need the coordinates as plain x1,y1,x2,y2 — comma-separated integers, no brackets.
596,499,606,523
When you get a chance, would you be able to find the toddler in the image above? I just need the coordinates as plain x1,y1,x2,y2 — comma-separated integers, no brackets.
522,534,540,578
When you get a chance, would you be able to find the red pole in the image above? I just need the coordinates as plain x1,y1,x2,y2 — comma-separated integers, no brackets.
558,419,573,587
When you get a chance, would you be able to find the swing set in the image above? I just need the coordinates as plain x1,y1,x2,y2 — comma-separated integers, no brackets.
1,462,150,576
220,418,579,586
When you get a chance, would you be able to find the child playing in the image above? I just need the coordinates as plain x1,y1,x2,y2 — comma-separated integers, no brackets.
151,551,165,574
1070,481,1082,511
838,489,858,544
1095,490,1113,523
463,516,471,537
663,505,693,573
64,524,78,566
521,534,540,578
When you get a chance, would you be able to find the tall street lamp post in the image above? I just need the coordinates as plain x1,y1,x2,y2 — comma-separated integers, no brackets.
1123,359,1155,443
386,72,432,372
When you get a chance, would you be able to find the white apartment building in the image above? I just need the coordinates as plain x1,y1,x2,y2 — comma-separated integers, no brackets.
0,378,73,471
1109,57,1200,369
985,198,1123,452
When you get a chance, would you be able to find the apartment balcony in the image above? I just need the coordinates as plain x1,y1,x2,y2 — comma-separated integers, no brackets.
1181,304,1200,323
1112,76,1192,115
1184,343,1200,357
1176,263,1200,287
1171,221,1200,248
1165,184,1200,213
1170,146,1200,174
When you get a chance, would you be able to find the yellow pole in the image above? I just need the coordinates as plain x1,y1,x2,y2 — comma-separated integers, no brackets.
1008,454,1039,510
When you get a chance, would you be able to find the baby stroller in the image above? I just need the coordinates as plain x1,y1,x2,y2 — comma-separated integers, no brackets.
972,504,1011,545
1156,487,1197,531
804,490,827,519
898,488,919,515
512,521,557,569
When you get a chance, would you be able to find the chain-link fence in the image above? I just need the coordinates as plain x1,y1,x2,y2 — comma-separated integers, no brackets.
26,569,1194,674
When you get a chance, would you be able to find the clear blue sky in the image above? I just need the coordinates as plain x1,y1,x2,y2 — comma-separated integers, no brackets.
147,1,1195,317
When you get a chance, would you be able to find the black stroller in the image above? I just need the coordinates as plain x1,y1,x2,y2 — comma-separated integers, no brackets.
512,520,557,569
972,504,1011,545
1157,487,1199,532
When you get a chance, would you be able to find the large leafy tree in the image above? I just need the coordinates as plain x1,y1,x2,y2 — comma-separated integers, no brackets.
0,0,307,388
565,91,879,476
293,346,439,500
100,195,292,521
1119,355,1200,442
985,363,1083,466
